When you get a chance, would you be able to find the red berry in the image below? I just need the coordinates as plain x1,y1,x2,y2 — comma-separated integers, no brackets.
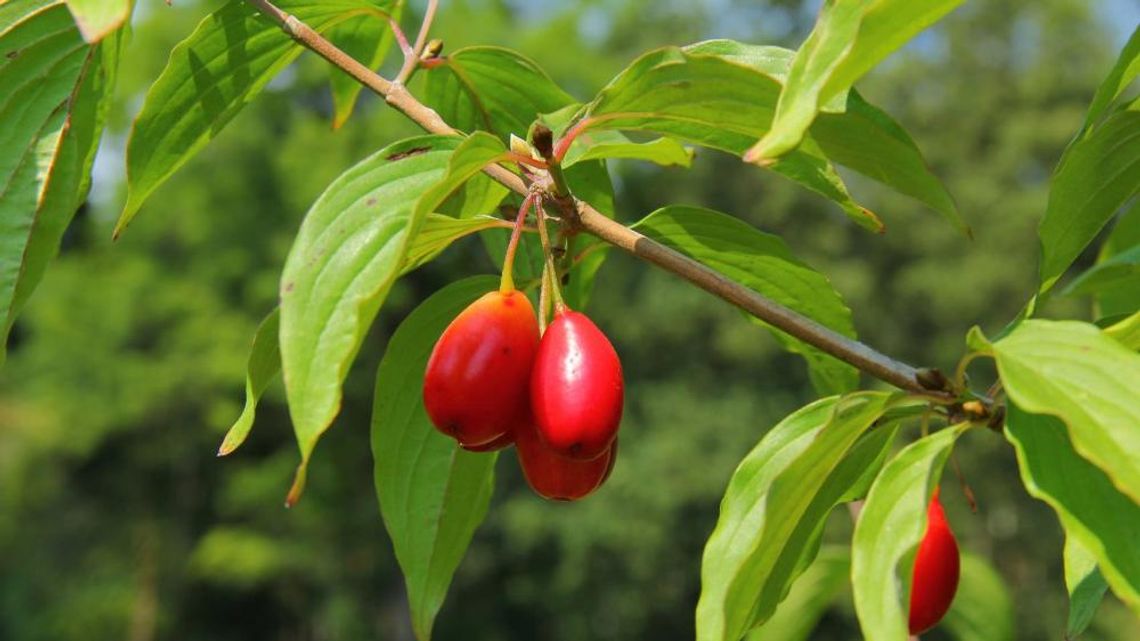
460,430,514,453
530,310,623,460
909,487,960,635
423,290,539,447
515,416,615,501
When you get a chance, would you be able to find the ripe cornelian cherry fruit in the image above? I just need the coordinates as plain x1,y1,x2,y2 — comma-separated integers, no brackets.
515,416,615,501
423,290,539,448
460,430,514,453
530,309,623,460
909,487,960,635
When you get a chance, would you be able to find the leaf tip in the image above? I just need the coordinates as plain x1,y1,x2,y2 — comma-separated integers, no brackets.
284,462,308,508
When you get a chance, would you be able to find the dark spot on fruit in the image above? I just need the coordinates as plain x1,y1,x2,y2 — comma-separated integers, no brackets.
387,146,431,161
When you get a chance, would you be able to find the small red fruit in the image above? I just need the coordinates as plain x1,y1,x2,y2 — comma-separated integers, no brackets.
515,417,615,501
909,487,960,635
530,310,623,460
423,290,539,447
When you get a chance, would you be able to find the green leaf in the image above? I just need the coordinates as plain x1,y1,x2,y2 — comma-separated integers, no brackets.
743,546,850,641
1105,311,1140,350
1038,105,1140,293
1005,404,1140,616
1064,535,1109,638
579,46,882,232
1095,202,1140,317
992,319,1140,505
115,0,388,235
1,2,120,365
420,45,576,140
326,0,401,129
1064,244,1140,297
1079,25,1140,138
401,214,510,274
64,0,129,42
279,133,505,505
942,552,1015,641
852,425,969,641
688,39,965,236
633,205,858,395
696,392,897,641
217,308,281,456
562,132,693,168
371,275,500,641
747,0,965,161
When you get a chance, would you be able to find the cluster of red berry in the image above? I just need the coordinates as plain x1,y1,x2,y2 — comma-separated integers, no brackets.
421,263,622,500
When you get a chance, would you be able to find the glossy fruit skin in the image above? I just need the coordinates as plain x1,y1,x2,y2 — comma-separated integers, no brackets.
530,310,623,460
423,290,539,447
460,430,514,453
909,488,960,635
515,416,615,501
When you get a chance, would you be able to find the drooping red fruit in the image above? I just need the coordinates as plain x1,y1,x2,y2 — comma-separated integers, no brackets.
530,310,623,460
909,487,960,635
423,290,539,447
515,416,615,501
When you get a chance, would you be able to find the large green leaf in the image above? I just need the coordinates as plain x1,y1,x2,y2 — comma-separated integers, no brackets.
1064,535,1109,639
633,205,858,395
1038,104,1140,293
218,308,281,456
1105,311,1140,350
420,45,576,140
743,546,850,641
942,552,1015,641
1078,25,1140,141
696,392,898,641
577,46,881,232
562,133,693,168
401,214,512,275
1005,404,1140,616
1094,202,1140,318
115,0,389,235
1064,244,1140,298
747,0,965,161
372,275,500,641
992,319,1140,505
64,0,128,42
687,39,965,236
326,0,401,129
852,425,969,641
279,133,506,504
1,1,120,365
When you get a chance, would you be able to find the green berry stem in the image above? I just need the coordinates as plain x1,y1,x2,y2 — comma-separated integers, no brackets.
500,193,536,294
535,198,567,312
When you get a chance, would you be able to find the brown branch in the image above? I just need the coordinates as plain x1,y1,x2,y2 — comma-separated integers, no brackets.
247,0,948,399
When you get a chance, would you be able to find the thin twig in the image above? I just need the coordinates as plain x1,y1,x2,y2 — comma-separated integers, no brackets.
246,0,951,399
395,0,439,85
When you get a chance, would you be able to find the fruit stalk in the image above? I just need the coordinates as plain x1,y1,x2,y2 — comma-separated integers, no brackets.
501,192,537,293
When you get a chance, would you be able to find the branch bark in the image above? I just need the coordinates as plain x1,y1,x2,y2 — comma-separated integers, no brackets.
247,0,949,399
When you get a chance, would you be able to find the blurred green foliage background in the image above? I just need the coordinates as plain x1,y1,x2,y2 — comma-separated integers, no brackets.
2,0,1139,639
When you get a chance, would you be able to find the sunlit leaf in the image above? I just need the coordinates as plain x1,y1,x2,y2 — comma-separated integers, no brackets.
852,425,969,641
697,392,897,641
218,308,281,456
634,205,858,395
401,214,511,274
562,132,693,168
116,0,389,235
747,0,965,161
743,546,850,641
1064,535,1108,638
1005,404,1140,616
420,45,576,140
279,133,505,505
1038,104,1140,293
1104,311,1140,350
64,0,129,42
992,320,1140,505
578,46,881,232
326,0,401,129
372,275,500,641
1,1,120,365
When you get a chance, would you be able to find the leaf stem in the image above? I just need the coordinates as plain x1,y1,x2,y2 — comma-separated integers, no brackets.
501,193,536,294
395,0,439,85
245,0,951,400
